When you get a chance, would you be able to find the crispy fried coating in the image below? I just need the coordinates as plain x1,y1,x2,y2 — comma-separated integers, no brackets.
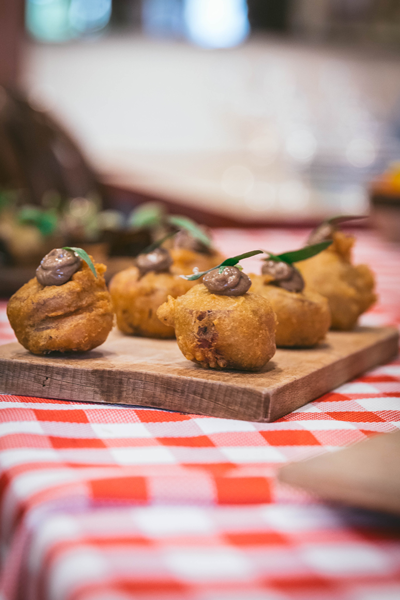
250,275,331,347
157,284,276,371
170,248,225,276
109,266,194,338
7,260,113,354
297,232,377,330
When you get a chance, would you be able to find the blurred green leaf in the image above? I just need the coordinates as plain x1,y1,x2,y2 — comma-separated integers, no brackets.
167,216,212,248
142,230,177,254
128,203,165,229
18,206,58,236
0,192,12,212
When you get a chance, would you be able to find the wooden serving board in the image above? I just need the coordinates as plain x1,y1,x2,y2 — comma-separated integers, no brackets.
0,327,398,422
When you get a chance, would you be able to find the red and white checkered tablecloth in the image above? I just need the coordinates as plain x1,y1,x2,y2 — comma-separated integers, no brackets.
0,229,400,600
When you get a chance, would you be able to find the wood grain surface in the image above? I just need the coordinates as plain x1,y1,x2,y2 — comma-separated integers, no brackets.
0,326,398,422
278,430,400,515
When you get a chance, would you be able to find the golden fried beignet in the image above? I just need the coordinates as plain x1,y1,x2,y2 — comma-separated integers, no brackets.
7,259,113,354
169,228,225,276
250,275,330,347
297,231,376,330
170,247,225,276
110,266,193,338
157,283,276,370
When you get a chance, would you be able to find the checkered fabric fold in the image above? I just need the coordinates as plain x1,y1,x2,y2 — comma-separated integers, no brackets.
0,229,399,600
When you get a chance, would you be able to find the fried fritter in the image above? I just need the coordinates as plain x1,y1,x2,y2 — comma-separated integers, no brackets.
250,275,331,347
170,247,225,276
297,231,376,330
109,266,194,338
7,260,113,354
157,283,276,371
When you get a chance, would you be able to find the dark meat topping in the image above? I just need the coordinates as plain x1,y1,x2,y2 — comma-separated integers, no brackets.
36,248,81,286
262,259,304,293
203,266,251,296
136,247,172,276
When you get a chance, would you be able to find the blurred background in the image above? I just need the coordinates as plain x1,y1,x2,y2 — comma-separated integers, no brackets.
1,0,400,289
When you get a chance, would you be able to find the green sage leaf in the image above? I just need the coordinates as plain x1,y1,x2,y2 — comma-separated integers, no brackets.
167,216,212,248
141,230,177,255
262,251,280,263
183,249,264,281
221,249,264,266
18,206,58,236
0,191,12,212
128,203,165,229
265,241,332,265
62,247,97,278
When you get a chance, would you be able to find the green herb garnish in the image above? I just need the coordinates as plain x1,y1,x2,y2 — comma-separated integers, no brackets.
264,241,333,265
183,242,331,281
141,230,177,255
128,204,213,248
183,250,264,281
166,216,212,248
0,190,13,213
18,206,58,236
128,203,165,229
132,212,213,257
62,247,97,278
